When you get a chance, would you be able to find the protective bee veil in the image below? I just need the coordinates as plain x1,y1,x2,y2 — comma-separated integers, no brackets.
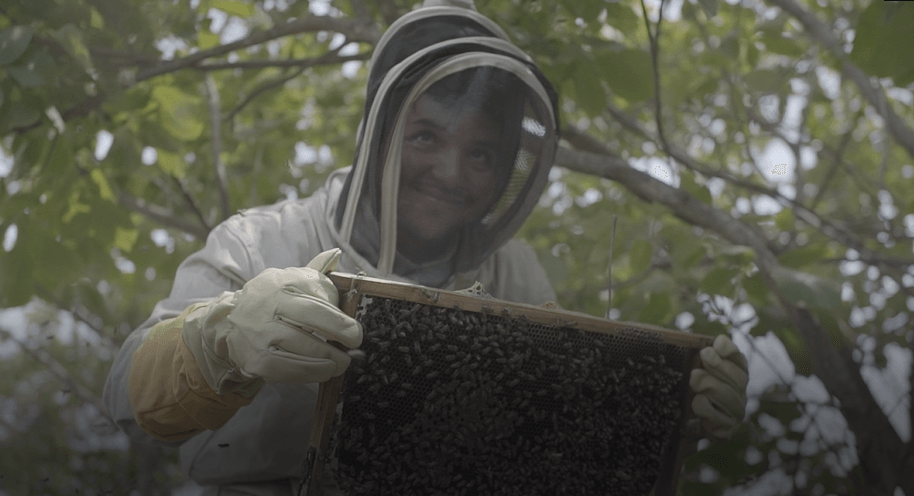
333,6,560,287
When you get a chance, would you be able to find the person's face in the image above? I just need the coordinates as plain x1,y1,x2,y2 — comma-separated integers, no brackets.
395,93,502,260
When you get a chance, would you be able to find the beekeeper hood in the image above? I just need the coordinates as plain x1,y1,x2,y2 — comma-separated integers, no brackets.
333,3,559,287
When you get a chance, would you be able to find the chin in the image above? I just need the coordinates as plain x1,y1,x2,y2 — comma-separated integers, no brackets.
400,222,458,247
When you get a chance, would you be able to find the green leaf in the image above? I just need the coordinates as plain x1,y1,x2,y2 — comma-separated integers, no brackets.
761,33,805,58
639,292,670,324
597,48,654,102
850,2,914,86
629,239,653,273
681,174,712,206
700,266,737,295
774,209,795,232
770,266,842,311
776,326,811,375
211,0,255,18
539,253,568,287
114,226,139,252
0,26,34,66
697,0,718,18
89,169,116,202
720,33,740,60
156,149,187,178
62,190,92,223
810,308,850,350
603,3,641,34
199,29,219,50
151,86,204,141
561,0,603,22
8,49,55,89
1,101,41,131
89,8,105,29
742,273,768,304
8,65,44,88
53,24,93,72
746,68,788,95
572,62,606,117
746,42,759,68
777,243,827,269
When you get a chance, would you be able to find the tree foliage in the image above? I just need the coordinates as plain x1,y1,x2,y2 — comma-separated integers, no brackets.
1,0,913,494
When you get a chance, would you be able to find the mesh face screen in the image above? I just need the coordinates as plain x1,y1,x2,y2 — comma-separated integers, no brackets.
329,296,694,495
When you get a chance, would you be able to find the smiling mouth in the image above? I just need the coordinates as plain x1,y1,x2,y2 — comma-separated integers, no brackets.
412,184,468,206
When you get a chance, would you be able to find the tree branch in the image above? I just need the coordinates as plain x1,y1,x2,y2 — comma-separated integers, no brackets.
0,326,107,415
117,191,210,240
808,109,860,211
222,50,367,122
766,0,914,159
196,53,368,71
555,144,911,495
555,145,777,268
205,74,231,222
639,0,670,152
171,176,213,232
135,15,381,83
376,0,402,26
33,285,122,351
602,103,914,269
13,93,106,136
226,67,305,122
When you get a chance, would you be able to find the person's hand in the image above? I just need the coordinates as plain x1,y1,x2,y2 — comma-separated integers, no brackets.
689,334,748,440
185,248,363,391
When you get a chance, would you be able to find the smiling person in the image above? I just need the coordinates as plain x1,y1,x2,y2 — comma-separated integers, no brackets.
102,2,748,495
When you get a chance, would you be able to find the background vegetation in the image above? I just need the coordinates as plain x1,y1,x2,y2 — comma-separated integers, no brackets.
1,0,913,494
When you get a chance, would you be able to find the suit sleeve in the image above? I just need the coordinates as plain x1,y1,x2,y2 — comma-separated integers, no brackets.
102,223,261,445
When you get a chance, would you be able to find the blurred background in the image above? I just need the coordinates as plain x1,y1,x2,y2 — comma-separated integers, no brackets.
1,0,912,494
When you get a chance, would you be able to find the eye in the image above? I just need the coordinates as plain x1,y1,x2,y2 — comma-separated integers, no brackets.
407,131,436,147
467,147,495,170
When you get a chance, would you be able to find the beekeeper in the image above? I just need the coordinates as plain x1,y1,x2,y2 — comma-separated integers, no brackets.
103,2,749,495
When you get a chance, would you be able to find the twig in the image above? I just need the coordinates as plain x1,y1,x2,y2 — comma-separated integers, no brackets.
809,110,860,211
0,326,107,415
601,104,914,269
33,285,121,350
227,68,305,122
376,0,401,26
605,215,618,319
224,50,365,122
349,0,372,20
765,0,914,159
638,0,669,151
171,176,213,232
136,15,381,83
205,74,231,222
555,145,777,268
197,53,368,71
117,192,210,240
13,94,106,136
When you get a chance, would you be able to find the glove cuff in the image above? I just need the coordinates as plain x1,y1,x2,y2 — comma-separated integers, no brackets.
182,292,264,396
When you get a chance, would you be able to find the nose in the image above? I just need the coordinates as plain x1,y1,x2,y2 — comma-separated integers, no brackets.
429,146,462,186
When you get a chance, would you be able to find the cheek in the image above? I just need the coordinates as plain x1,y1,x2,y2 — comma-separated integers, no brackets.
397,156,417,186
467,173,501,213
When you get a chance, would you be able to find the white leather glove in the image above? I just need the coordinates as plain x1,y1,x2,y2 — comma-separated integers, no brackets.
183,248,363,394
689,334,748,440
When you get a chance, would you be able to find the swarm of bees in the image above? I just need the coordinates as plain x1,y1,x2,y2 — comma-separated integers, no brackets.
330,296,689,495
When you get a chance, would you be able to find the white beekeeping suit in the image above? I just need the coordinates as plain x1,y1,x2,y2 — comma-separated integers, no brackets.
102,4,562,495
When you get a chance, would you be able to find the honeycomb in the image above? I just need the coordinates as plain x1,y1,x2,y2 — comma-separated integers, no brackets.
327,296,692,495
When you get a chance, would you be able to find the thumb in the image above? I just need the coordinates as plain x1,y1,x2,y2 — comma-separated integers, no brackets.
306,248,342,274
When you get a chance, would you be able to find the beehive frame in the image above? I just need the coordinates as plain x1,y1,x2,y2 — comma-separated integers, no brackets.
299,273,713,496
